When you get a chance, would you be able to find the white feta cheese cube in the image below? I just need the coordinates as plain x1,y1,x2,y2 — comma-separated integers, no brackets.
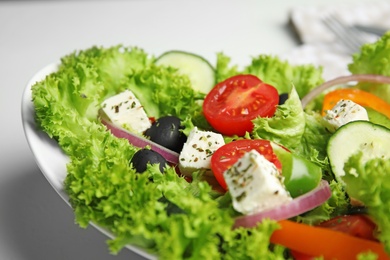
179,127,225,176
224,150,292,215
101,90,151,135
323,99,369,133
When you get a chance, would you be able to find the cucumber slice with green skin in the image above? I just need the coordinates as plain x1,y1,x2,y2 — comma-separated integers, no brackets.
327,121,390,184
155,50,216,94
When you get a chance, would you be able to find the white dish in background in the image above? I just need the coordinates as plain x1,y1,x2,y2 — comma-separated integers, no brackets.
289,0,390,45
285,0,390,80
21,63,156,260
281,43,352,81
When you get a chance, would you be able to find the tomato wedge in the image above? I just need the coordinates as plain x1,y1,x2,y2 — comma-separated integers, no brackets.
210,139,281,190
203,74,279,136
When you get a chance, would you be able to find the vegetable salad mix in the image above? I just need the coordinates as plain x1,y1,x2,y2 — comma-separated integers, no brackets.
31,33,390,259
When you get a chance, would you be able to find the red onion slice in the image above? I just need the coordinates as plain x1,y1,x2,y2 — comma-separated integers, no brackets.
101,116,180,165
233,180,331,229
301,74,390,108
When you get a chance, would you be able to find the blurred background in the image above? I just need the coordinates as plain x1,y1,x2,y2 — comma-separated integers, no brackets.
0,0,387,259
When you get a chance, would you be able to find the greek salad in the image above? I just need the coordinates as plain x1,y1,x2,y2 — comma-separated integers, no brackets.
31,33,390,259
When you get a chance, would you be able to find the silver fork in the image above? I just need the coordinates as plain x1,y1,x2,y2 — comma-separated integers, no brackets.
321,13,372,54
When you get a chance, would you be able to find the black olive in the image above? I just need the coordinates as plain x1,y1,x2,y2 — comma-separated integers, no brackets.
278,93,289,105
158,197,185,216
130,149,167,173
346,205,368,215
144,116,187,153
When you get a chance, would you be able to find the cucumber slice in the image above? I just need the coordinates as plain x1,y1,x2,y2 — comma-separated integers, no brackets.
155,50,216,94
327,121,390,183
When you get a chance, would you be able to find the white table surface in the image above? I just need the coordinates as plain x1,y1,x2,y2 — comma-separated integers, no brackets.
0,0,370,259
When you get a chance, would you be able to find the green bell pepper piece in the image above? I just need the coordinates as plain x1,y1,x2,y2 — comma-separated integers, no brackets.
272,144,322,198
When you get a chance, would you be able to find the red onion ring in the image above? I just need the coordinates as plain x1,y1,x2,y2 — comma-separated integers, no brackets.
301,74,390,108
233,180,331,229
101,116,180,165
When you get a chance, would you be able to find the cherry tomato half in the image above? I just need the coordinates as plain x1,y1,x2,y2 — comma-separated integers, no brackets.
210,139,282,190
203,74,279,136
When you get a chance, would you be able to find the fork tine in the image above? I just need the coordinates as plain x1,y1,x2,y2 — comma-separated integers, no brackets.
322,13,367,54
331,14,367,50
322,14,358,53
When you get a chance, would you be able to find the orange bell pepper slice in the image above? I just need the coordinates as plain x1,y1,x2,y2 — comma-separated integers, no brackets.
270,220,390,260
321,88,390,119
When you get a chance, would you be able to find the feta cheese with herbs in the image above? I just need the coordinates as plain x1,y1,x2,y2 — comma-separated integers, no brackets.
224,149,292,215
323,99,369,133
179,127,225,176
101,90,151,135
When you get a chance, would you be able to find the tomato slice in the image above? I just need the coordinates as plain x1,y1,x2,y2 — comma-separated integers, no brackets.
210,139,282,190
290,250,316,260
203,74,279,136
317,214,378,241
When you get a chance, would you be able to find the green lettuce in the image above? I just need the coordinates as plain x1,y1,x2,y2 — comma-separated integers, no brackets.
348,32,390,103
300,112,332,169
122,65,204,119
252,85,305,150
251,85,331,170
215,52,240,83
343,152,390,253
32,46,152,155
243,54,324,98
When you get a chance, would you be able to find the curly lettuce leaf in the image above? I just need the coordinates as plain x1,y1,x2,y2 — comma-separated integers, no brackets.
122,65,206,125
215,52,241,83
343,152,390,253
59,45,154,91
348,32,390,103
251,85,331,170
243,54,324,98
300,111,332,168
222,221,286,260
252,85,305,150
32,68,107,155
32,46,152,155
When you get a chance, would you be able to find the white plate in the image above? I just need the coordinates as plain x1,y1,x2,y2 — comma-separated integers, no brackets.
21,63,156,260
21,46,349,259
